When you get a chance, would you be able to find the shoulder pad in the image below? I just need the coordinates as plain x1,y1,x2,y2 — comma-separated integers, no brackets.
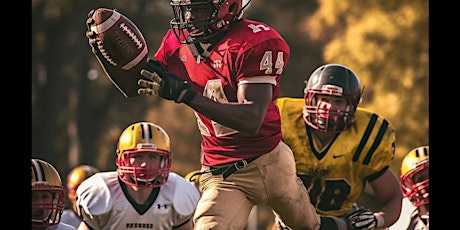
169,173,200,216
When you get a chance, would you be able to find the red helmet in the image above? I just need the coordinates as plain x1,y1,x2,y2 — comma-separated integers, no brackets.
116,122,172,188
31,159,64,227
303,64,363,132
400,146,429,207
170,0,246,44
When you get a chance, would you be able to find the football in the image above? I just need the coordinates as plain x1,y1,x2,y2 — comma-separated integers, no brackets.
90,8,148,73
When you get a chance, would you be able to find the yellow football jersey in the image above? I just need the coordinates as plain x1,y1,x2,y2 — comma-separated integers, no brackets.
275,97,395,216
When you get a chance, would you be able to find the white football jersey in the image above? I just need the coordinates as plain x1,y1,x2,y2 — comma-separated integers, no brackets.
45,222,76,230
61,209,81,229
388,197,416,230
76,171,200,229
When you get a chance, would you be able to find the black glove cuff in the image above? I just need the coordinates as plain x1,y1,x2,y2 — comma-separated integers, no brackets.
176,88,196,104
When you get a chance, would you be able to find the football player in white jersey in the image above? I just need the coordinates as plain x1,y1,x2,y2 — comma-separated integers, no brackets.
75,122,200,230
387,196,416,230
61,165,99,228
399,146,429,230
32,158,76,230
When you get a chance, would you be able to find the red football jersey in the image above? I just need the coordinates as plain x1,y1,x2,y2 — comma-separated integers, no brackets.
154,19,290,166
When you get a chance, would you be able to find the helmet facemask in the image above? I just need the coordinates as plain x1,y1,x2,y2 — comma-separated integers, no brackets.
302,64,363,133
31,159,64,227
117,145,171,188
170,0,243,44
31,186,64,227
401,160,429,207
303,85,358,133
116,122,172,188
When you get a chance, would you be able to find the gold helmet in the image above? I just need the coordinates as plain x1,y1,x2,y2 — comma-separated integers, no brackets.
116,122,172,187
31,158,64,227
400,146,429,207
66,165,99,205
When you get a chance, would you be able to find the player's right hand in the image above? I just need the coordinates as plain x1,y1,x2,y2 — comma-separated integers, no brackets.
139,59,196,104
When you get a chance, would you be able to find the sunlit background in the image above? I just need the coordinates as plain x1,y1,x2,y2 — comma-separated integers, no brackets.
32,0,428,229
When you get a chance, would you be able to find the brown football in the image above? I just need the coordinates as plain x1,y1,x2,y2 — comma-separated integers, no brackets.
90,8,148,73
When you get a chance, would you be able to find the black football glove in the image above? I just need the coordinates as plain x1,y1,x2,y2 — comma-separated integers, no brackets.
139,59,196,104
347,209,379,230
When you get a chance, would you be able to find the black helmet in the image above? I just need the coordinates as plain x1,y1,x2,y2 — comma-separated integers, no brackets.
303,64,364,132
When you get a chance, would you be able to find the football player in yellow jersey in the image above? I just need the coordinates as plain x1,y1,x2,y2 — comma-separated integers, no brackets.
274,64,403,229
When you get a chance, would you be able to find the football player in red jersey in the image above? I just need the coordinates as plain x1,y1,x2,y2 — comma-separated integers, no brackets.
274,64,403,229
135,0,322,229
85,0,358,228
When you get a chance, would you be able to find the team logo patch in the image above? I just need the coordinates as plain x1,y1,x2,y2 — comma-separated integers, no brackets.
213,60,222,69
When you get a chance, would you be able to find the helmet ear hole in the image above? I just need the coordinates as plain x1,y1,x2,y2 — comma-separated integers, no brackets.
229,1,238,13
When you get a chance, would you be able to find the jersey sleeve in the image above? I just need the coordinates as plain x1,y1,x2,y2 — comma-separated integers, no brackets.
154,29,182,68
233,21,290,100
235,34,290,87
55,222,78,230
275,97,306,140
352,108,396,179
76,171,122,229
75,172,115,216
75,172,119,229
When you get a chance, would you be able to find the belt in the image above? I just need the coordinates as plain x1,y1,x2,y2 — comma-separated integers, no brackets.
210,157,258,180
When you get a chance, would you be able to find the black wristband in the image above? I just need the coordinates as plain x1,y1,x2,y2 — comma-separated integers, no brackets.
176,89,196,104
319,216,340,230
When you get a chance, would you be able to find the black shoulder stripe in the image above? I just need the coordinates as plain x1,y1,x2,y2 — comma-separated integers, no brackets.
362,119,388,165
352,114,378,162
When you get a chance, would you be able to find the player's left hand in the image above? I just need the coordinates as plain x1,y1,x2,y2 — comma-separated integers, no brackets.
139,59,196,104
347,209,378,230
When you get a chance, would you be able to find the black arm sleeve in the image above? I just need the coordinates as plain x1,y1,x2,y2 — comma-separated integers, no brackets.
319,216,351,230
